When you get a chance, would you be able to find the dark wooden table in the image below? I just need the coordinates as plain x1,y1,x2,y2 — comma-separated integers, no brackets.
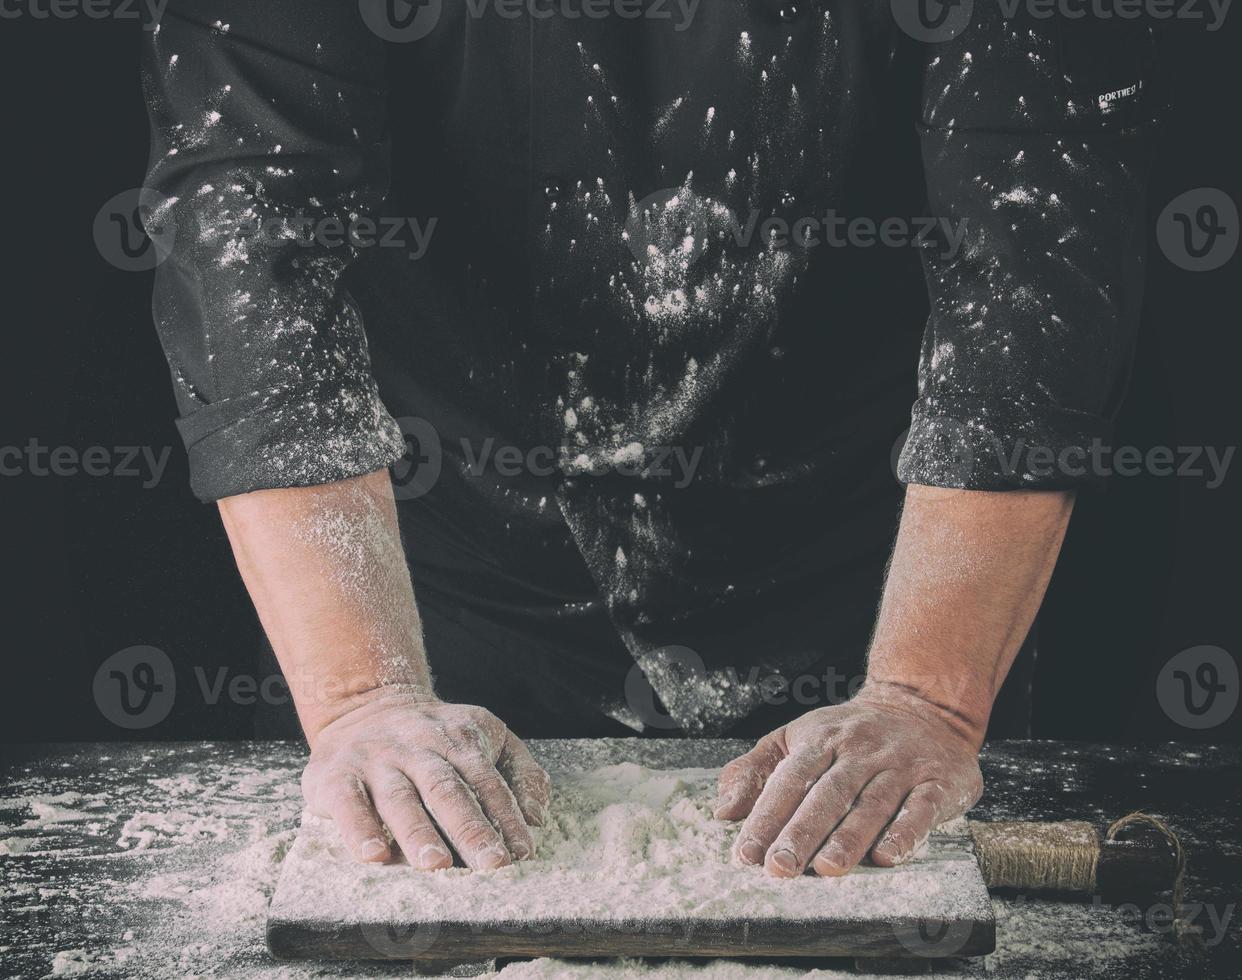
1,740,1238,979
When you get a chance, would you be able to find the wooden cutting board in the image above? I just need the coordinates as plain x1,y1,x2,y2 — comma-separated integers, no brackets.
266,739,995,966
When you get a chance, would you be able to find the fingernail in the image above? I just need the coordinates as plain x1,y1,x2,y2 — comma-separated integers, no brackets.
512,840,533,861
875,842,904,864
714,793,736,818
739,838,765,866
417,844,451,869
769,848,799,875
817,844,847,872
476,846,510,870
361,838,388,861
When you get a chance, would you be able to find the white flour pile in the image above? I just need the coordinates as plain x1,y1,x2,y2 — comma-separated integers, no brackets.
272,763,987,926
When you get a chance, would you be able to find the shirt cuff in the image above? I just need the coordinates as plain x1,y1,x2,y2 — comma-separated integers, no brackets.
175,381,406,502
897,395,1114,492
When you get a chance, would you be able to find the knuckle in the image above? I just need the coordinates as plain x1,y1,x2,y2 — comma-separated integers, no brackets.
460,705,500,733
425,773,465,805
760,782,801,815
464,760,501,784
464,764,504,789
819,781,856,811
765,726,791,754
835,720,871,744
400,749,442,776
320,766,357,786
462,704,496,724
326,772,366,804
828,830,861,855
426,722,460,750
777,825,819,856
857,802,900,827
921,782,950,808
450,725,497,760
720,758,748,781
743,815,782,844
787,747,828,775
454,819,500,850
453,721,485,744
383,781,422,807
400,826,437,849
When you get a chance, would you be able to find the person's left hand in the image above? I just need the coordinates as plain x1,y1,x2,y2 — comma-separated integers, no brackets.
715,682,984,877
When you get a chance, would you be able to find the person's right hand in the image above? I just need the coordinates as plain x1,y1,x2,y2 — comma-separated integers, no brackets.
300,687,551,871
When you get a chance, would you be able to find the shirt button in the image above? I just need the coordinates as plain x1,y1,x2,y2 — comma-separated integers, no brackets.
779,3,802,21
544,179,566,203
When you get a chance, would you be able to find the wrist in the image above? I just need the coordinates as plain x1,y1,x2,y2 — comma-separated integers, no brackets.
855,677,988,751
297,679,439,747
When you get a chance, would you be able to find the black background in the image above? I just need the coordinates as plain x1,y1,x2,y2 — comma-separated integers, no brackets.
2,6,1239,745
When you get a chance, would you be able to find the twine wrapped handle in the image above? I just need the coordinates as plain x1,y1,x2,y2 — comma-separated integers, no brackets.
971,811,1202,948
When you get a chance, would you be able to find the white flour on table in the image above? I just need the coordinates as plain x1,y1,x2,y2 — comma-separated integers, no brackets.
273,763,984,925
2,741,1192,979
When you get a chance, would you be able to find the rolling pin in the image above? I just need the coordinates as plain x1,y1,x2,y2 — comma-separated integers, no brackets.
968,812,1183,907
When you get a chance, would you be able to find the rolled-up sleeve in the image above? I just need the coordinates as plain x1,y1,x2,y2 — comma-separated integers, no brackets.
142,1,404,502
897,9,1158,491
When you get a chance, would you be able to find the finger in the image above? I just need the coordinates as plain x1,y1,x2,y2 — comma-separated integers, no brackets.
813,770,907,876
325,772,391,864
716,729,787,821
496,731,552,828
408,754,511,871
447,745,537,861
870,781,948,867
370,768,452,871
733,744,832,868
765,763,870,878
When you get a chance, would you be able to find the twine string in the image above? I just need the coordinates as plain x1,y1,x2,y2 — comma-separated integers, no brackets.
1105,811,1202,948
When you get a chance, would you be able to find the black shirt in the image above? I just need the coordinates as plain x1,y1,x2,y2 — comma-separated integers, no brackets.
142,1,1155,732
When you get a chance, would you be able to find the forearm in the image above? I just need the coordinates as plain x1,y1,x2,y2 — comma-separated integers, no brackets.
217,469,433,743
865,484,1075,747
219,470,549,870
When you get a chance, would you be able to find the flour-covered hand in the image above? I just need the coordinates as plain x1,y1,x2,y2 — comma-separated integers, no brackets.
301,688,550,871
716,683,983,877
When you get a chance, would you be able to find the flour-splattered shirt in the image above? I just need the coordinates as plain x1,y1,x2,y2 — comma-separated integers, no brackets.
143,2,1155,731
